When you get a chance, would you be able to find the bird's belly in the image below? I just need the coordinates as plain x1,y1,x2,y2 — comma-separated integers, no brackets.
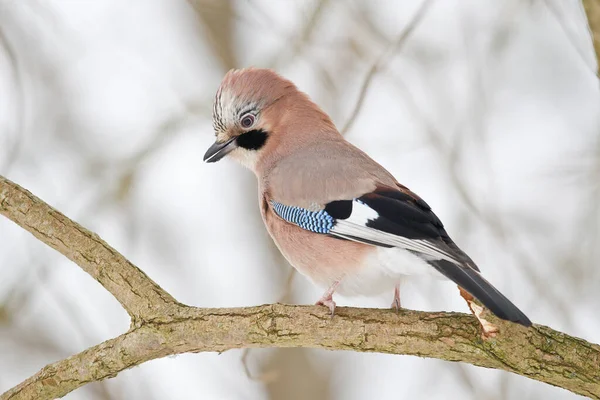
267,219,447,297
264,215,370,286
337,246,447,296
273,229,371,287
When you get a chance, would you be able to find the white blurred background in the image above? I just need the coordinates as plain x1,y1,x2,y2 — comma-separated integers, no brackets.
1,1,599,399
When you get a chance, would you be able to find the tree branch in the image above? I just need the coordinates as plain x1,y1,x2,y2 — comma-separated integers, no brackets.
0,303,598,400
1,175,600,399
0,176,181,326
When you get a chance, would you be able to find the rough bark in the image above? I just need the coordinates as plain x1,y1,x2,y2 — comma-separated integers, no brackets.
1,175,600,400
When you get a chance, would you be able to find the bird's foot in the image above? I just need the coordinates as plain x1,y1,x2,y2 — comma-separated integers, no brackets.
459,286,498,339
315,296,336,317
390,284,402,312
469,301,499,338
316,281,339,317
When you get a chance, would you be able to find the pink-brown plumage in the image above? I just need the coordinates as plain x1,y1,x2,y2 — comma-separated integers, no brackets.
205,67,532,332
261,206,372,289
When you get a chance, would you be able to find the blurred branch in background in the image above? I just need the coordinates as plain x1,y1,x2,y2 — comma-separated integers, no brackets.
547,0,597,76
0,25,25,174
584,0,600,70
340,0,433,135
263,0,329,70
189,0,237,70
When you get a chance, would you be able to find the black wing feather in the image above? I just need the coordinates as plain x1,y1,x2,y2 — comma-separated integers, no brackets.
327,186,531,327
430,260,531,326
357,188,477,267
358,189,442,238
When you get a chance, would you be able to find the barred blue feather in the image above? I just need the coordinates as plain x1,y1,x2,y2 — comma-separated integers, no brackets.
271,201,334,234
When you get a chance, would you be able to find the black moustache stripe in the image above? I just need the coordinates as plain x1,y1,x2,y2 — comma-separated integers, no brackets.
236,129,268,150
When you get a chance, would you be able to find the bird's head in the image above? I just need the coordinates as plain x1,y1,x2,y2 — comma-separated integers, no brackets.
203,68,336,172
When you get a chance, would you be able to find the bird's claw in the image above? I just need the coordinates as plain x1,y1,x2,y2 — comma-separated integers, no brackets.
391,298,402,313
470,302,499,338
316,281,339,318
459,287,499,339
316,298,336,318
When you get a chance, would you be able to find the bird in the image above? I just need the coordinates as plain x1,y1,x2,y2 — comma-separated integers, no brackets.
204,67,532,335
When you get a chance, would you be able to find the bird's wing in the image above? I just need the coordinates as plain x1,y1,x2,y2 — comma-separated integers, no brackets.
326,186,472,264
269,183,472,266
268,184,531,326
266,141,475,267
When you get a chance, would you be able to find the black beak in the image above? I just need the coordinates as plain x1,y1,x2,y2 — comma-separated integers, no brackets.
203,137,238,163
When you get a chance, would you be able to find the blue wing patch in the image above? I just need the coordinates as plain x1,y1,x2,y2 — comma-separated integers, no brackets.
271,201,334,234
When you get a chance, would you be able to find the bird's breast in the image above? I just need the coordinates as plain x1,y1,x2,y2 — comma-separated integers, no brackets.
262,205,371,287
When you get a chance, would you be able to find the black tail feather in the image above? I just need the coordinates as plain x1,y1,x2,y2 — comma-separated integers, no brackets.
430,260,532,327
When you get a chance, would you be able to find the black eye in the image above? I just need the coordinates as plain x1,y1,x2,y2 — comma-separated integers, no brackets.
240,113,255,128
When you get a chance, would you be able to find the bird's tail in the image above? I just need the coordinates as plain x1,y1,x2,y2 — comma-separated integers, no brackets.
430,260,532,327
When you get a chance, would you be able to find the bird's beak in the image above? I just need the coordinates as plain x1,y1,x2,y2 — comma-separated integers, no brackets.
203,137,238,163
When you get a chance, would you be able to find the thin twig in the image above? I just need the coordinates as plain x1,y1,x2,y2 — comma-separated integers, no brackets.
0,26,25,174
340,0,435,135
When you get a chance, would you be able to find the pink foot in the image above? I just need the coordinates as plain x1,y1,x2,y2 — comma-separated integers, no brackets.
315,297,336,317
316,281,339,317
458,286,499,339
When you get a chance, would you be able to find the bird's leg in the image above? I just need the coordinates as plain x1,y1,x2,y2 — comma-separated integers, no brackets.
458,286,499,338
315,281,340,317
391,284,402,312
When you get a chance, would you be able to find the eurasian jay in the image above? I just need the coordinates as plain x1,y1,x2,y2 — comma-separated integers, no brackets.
204,68,531,334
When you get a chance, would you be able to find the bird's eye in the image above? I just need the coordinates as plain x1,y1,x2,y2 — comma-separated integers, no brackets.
240,113,255,129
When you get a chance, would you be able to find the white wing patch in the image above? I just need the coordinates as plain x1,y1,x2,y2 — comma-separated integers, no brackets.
330,199,461,265
346,199,378,224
